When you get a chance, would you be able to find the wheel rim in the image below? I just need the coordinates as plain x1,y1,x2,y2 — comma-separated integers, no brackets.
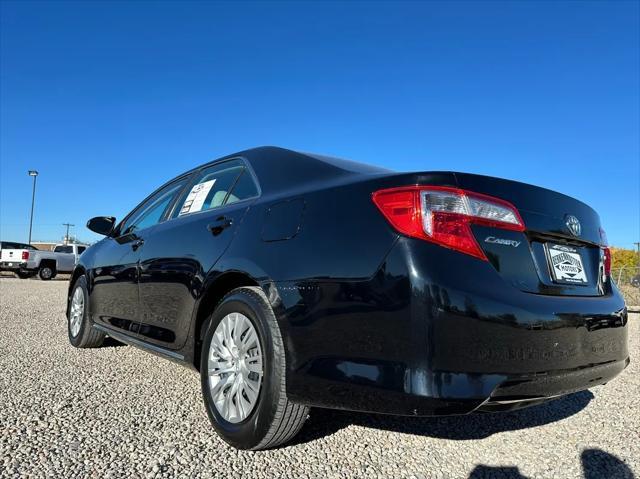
41,268,52,279
208,312,263,423
69,287,84,337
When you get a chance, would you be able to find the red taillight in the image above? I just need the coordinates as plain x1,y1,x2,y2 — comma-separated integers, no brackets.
21,251,29,260
603,247,611,276
599,228,611,279
372,186,525,260
600,226,611,278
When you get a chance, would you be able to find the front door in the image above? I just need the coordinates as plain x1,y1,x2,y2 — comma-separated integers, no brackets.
89,234,143,333
136,159,260,350
89,176,190,336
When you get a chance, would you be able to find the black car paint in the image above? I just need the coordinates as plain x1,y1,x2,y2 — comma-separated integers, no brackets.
71,146,628,415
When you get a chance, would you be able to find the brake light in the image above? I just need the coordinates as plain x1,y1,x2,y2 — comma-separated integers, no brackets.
21,251,29,260
603,247,611,277
372,186,525,260
599,228,611,279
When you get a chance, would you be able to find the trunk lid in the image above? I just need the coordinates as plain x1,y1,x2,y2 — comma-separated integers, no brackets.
452,172,606,296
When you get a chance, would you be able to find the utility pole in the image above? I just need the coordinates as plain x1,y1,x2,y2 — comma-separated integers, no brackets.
27,170,38,244
63,223,75,244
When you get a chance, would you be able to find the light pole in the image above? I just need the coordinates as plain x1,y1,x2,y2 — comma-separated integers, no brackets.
28,170,38,244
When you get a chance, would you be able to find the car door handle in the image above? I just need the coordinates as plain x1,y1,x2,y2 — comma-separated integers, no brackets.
131,238,145,251
207,216,233,236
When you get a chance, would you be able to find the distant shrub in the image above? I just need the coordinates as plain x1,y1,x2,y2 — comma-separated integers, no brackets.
610,248,639,270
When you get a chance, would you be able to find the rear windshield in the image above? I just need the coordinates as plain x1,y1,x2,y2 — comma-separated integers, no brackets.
53,245,74,253
304,153,392,174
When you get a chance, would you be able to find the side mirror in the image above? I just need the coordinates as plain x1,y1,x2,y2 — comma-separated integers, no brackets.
87,216,116,236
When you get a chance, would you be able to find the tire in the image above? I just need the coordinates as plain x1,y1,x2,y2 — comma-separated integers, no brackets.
68,276,105,348
632,275,640,288
16,271,35,279
200,286,309,450
38,265,55,281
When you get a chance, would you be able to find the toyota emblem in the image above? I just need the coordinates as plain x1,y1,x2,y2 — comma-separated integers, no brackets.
565,215,581,237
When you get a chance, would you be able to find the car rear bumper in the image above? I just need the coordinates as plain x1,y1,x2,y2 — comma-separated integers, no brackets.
286,357,628,416
0,261,27,271
274,237,629,416
478,357,629,411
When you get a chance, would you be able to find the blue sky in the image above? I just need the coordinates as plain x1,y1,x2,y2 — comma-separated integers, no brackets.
1,1,638,248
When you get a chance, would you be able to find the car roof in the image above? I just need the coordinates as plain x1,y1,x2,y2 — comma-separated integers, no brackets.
198,146,393,195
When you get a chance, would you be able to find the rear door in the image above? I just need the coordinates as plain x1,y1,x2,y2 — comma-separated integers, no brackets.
89,176,190,335
136,159,260,350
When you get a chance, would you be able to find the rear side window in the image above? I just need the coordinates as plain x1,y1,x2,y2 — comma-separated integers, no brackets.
173,160,258,217
226,169,259,205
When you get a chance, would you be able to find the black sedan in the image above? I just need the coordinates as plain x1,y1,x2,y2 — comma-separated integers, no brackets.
67,146,629,450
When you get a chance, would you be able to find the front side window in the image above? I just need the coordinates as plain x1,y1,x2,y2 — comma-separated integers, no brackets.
172,160,253,218
77,246,87,255
119,178,188,236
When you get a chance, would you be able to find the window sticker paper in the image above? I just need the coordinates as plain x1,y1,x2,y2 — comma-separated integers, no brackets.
179,179,216,216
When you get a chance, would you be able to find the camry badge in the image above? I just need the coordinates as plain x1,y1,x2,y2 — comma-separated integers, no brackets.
484,236,521,247
565,215,581,237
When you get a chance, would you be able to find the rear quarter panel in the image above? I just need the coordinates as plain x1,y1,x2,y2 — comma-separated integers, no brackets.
211,172,459,392
216,176,404,282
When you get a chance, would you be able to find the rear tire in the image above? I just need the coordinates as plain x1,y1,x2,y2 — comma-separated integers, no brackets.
38,266,55,281
200,286,309,450
16,271,35,279
68,276,105,348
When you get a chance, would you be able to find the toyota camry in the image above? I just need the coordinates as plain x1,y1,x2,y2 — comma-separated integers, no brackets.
67,146,629,450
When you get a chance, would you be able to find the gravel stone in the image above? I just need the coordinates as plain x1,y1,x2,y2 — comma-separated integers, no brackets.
0,277,638,478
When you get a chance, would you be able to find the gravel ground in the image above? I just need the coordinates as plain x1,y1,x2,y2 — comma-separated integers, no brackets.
0,277,638,479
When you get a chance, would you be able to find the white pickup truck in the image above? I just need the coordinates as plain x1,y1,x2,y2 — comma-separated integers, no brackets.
0,242,88,280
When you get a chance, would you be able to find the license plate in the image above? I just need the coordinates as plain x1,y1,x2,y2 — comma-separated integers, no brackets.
546,244,588,284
